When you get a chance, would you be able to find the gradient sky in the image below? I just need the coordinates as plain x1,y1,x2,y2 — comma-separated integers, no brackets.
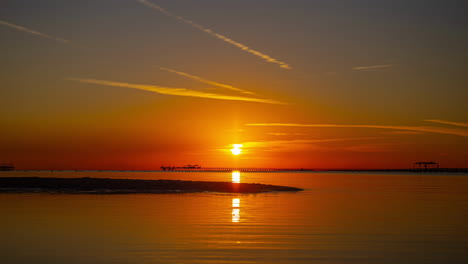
1,0,467,170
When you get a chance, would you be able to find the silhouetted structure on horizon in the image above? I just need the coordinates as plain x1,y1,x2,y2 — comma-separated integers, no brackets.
161,164,201,171
160,166,312,172
412,161,439,172
0,163,15,171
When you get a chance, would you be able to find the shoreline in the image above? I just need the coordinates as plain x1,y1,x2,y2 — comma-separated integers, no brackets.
0,177,303,194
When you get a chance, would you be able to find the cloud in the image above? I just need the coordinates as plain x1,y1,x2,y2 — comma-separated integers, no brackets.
136,0,291,69
380,131,423,135
245,123,468,137
424,119,468,128
234,137,381,153
157,66,259,96
344,143,400,153
267,132,307,136
267,132,289,136
245,137,379,146
352,64,393,70
0,19,69,44
68,78,287,105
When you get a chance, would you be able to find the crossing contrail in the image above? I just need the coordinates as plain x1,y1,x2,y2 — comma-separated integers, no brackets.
69,78,287,105
424,119,468,128
352,64,393,70
0,19,69,44
136,0,291,69
245,123,468,137
157,66,259,96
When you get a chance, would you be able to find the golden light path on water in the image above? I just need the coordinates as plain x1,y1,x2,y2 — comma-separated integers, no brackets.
232,171,241,183
232,198,240,223
231,172,241,222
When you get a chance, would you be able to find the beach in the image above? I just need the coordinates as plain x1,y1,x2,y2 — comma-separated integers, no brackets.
0,176,302,194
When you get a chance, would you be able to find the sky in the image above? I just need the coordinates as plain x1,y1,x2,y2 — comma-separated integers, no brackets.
1,0,467,170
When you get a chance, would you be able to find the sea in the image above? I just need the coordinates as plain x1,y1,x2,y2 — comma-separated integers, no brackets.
1,171,468,264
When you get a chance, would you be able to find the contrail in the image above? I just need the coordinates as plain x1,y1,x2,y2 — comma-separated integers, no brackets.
0,19,69,44
69,78,287,105
245,123,468,137
425,119,468,128
157,66,259,96
243,137,382,148
136,0,291,69
352,64,393,70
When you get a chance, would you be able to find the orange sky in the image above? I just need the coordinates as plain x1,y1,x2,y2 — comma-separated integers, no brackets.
0,0,467,169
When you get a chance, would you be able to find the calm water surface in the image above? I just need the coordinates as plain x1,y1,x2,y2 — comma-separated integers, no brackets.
1,171,468,264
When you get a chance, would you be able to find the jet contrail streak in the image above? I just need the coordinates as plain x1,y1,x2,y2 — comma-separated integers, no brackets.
69,78,287,105
425,119,468,128
136,0,291,69
352,64,393,70
158,66,259,96
245,123,468,137
0,19,69,44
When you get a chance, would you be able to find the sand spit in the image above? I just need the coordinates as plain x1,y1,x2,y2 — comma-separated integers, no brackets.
0,177,303,194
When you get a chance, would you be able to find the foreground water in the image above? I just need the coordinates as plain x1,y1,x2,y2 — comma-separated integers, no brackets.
1,171,468,264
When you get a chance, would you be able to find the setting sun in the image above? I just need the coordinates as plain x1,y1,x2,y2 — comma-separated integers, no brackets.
231,144,243,155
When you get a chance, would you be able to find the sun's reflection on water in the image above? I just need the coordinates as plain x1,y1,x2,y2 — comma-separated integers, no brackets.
232,198,240,223
231,171,241,222
232,171,241,183
232,208,240,223
232,198,240,208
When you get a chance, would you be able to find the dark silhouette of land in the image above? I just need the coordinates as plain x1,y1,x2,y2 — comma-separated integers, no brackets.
0,177,303,194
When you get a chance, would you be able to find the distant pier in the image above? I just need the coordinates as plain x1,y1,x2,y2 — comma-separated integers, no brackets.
158,167,468,174
160,166,313,172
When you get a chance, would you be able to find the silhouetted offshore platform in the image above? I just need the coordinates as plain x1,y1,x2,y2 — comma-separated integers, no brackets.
0,163,15,171
408,161,466,172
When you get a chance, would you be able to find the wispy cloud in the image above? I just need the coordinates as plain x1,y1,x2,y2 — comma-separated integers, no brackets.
157,66,259,96
136,0,291,69
380,131,423,135
352,64,393,70
69,78,287,105
245,137,379,147
425,119,468,128
267,132,307,136
344,143,401,153
267,132,289,136
245,123,468,137
231,137,381,153
0,19,69,44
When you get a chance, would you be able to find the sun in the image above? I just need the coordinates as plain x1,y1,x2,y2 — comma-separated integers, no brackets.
230,144,243,155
